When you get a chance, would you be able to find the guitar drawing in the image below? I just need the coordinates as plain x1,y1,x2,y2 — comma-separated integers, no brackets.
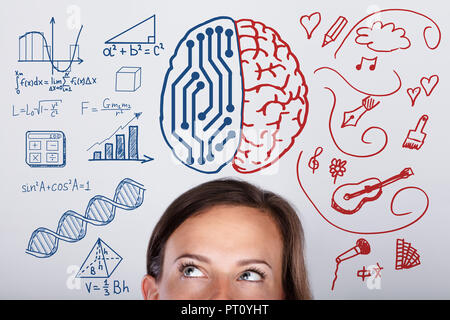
331,168,414,215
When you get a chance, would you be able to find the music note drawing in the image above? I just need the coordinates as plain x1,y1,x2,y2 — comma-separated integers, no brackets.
308,147,323,174
356,56,377,71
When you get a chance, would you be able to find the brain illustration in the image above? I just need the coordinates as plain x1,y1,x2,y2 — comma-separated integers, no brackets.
160,16,308,174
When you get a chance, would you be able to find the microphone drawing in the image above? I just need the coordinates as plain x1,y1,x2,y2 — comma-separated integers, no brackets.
331,238,371,291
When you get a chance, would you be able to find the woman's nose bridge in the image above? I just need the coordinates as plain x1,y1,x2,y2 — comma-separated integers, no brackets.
208,273,235,300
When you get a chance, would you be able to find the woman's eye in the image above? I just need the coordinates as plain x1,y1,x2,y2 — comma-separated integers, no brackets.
182,266,205,278
238,271,263,282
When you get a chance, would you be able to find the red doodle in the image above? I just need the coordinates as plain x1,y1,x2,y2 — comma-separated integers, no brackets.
391,187,429,217
342,96,380,128
407,87,421,107
331,238,371,290
295,8,436,240
315,68,402,98
308,146,323,174
329,158,347,184
331,167,414,215
296,150,430,234
334,9,441,58
402,115,428,150
322,16,348,47
357,266,372,281
355,56,377,71
373,262,383,278
355,21,411,53
232,19,309,174
324,87,388,158
395,239,421,270
420,75,439,96
299,12,321,40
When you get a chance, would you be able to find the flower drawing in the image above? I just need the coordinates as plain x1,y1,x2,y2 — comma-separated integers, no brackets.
329,158,347,184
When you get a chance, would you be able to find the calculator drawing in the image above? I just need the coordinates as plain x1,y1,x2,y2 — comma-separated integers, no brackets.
26,131,66,167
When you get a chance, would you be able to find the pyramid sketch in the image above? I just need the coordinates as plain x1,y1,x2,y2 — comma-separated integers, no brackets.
105,15,156,44
76,238,122,278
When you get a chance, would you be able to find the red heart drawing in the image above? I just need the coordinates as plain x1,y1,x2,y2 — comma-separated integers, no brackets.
407,87,421,107
300,12,321,39
420,75,439,96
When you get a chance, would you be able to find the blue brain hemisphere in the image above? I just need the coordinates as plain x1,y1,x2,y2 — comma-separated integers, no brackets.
160,17,243,174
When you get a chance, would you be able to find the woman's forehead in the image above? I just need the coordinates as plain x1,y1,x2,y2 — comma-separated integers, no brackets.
163,205,283,263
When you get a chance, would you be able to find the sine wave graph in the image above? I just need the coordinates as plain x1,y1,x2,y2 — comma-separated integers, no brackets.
25,178,145,258
18,17,84,74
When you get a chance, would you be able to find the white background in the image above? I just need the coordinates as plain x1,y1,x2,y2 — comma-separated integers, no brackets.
1,0,449,299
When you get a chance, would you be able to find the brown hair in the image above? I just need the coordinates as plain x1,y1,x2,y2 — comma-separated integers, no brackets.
146,178,311,300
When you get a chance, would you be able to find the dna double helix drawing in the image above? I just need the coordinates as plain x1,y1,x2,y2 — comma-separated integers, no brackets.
26,178,145,258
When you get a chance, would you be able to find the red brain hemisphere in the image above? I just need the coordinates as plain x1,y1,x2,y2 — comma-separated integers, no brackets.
233,19,309,173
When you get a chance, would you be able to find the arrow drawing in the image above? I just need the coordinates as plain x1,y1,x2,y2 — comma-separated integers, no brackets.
87,112,154,164
87,112,143,151
50,17,54,74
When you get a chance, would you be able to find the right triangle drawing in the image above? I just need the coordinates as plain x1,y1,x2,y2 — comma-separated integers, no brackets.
105,15,156,44
76,238,123,278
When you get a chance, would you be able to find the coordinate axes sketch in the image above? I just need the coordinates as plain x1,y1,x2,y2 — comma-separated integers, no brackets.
18,17,84,74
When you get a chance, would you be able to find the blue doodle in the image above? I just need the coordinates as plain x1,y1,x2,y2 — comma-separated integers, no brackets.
15,70,97,94
25,178,145,258
105,15,156,44
103,15,164,58
87,113,154,163
18,17,83,74
103,43,164,58
81,99,132,116
13,99,62,118
115,66,141,92
25,130,66,168
76,238,122,278
21,178,91,193
85,279,129,296
160,17,244,174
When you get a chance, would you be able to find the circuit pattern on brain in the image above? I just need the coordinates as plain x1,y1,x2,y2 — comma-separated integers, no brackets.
160,16,308,174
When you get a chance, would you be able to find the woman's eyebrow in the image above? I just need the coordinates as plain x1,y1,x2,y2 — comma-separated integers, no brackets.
174,253,211,264
237,259,272,269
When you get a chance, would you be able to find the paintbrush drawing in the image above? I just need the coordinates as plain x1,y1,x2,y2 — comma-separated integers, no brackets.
402,115,429,150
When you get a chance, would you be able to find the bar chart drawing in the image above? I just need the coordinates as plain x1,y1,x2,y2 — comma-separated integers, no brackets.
18,17,84,74
87,113,153,164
